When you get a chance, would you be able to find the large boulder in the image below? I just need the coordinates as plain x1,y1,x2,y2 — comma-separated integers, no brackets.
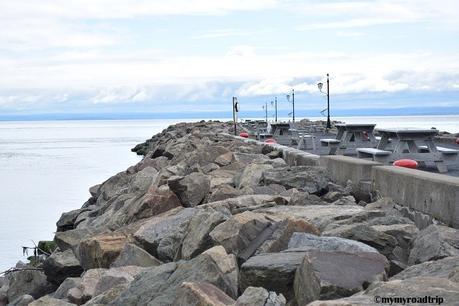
208,184,242,202
43,249,83,285
204,194,289,215
392,256,459,281
287,233,378,254
180,208,229,259
52,277,81,301
239,252,305,301
173,282,236,306
134,207,197,261
168,173,211,207
237,163,273,189
7,294,34,306
78,233,127,269
408,224,459,265
6,269,55,301
294,255,321,306
261,166,329,193
111,243,162,267
236,286,286,306
209,211,272,256
111,246,238,305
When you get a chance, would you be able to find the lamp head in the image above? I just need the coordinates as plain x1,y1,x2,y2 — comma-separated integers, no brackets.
286,94,290,102
317,82,323,91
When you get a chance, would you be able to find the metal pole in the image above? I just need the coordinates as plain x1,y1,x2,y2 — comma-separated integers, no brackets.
265,102,268,123
292,89,295,122
275,97,278,123
232,97,237,135
326,74,331,129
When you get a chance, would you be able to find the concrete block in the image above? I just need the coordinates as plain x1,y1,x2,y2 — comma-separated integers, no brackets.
371,166,459,229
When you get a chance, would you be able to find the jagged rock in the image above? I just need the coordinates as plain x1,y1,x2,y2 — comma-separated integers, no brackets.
208,185,242,202
203,195,288,215
208,169,239,189
29,295,74,305
301,250,388,299
287,233,378,254
367,214,415,226
111,246,238,305
111,243,162,267
84,284,129,306
408,225,459,265
253,205,364,231
288,190,327,206
294,255,321,306
174,282,236,306
236,286,286,306
43,249,83,285
180,208,229,259
71,266,146,304
134,207,197,261
256,219,320,254
7,294,34,306
234,153,270,165
392,256,459,281
241,184,287,196
6,269,55,301
52,277,81,300
56,208,89,232
209,211,273,256
323,223,397,258
168,173,211,207
215,152,234,166
365,197,396,211
54,228,98,252
262,166,329,193
331,195,356,206
239,252,306,301
78,233,127,269
127,185,181,221
238,163,273,189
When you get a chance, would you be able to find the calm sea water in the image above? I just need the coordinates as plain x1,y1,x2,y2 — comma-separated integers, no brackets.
0,115,457,270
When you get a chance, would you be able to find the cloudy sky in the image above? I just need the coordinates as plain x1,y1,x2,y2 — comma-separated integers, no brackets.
1,0,458,118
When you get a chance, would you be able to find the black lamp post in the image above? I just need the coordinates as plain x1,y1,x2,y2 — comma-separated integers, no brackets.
317,73,331,129
262,102,268,123
286,89,295,123
232,97,239,135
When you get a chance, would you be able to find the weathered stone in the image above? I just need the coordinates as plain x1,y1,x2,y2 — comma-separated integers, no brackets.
256,219,320,254
29,295,74,305
180,208,228,259
111,246,238,306
6,269,55,301
174,282,236,306
127,185,181,221
78,233,127,269
238,163,273,189
215,152,234,166
294,255,321,306
84,284,129,306
111,243,162,267
7,294,34,306
240,252,305,301
56,208,89,232
208,184,241,202
287,233,378,254
392,256,459,281
168,173,211,207
43,249,83,285
209,211,272,256
54,228,97,252
241,184,287,196
331,195,356,206
262,166,329,193
408,224,459,265
364,197,396,211
323,223,397,258
204,194,288,215
52,277,81,300
236,286,286,306
134,207,197,261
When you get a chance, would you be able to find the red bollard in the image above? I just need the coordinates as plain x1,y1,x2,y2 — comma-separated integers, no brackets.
264,138,277,144
393,159,418,169
239,132,249,138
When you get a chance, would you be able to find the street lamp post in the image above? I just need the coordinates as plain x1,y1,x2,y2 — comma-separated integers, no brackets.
275,97,278,122
317,74,331,129
286,89,295,123
232,97,239,135
263,102,268,123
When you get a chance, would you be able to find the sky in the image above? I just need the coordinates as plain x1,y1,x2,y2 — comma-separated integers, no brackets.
1,0,459,119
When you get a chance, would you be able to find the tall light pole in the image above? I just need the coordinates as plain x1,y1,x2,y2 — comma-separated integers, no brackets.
317,74,331,129
232,97,239,135
286,88,295,122
262,102,268,123
275,97,278,122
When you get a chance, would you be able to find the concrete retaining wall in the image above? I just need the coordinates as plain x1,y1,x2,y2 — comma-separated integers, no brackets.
372,166,459,228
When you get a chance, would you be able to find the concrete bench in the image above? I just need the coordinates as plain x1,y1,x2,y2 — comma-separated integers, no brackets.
356,148,392,163
297,134,316,151
417,146,458,162
320,139,340,155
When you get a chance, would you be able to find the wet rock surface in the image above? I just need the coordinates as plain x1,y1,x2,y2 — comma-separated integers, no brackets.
3,120,458,305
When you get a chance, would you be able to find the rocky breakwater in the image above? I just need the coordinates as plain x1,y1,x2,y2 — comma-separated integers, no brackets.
1,120,459,306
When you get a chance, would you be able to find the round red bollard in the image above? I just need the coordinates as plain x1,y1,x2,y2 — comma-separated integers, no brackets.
264,138,277,144
456,138,459,145
393,159,418,169
239,132,249,138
